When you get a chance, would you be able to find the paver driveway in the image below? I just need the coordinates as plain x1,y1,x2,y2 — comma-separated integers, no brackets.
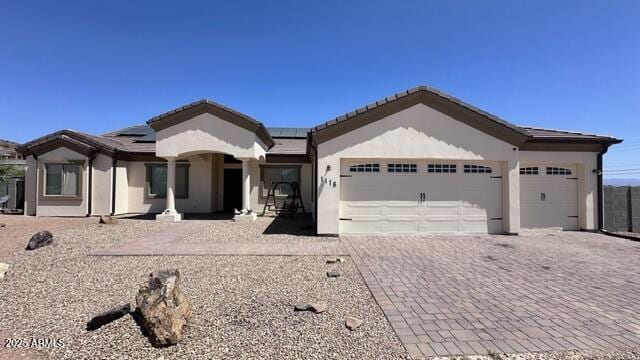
343,232,640,358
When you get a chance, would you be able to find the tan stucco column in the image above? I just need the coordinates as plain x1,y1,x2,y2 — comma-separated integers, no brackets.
241,158,251,211
156,156,183,222
235,157,256,221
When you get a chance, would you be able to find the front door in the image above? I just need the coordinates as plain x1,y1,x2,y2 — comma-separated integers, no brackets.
223,168,243,212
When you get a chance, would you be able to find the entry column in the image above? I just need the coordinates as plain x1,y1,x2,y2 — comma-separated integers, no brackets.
236,157,256,221
156,156,183,222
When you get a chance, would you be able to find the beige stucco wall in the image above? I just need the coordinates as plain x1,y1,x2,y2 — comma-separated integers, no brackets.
249,161,313,214
155,113,268,160
36,147,89,217
519,151,599,230
24,155,37,215
91,153,112,216
125,155,214,214
113,160,129,215
316,103,519,235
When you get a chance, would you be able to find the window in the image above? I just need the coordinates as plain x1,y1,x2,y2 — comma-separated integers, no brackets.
45,164,80,196
546,167,572,175
146,164,189,198
388,163,417,173
520,167,539,175
349,163,380,173
261,166,300,197
464,164,492,174
427,164,456,173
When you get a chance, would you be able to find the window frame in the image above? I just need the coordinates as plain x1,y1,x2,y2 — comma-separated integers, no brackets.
546,167,572,175
348,163,380,174
427,163,457,174
145,163,190,199
40,161,83,200
259,165,302,199
387,163,418,174
519,167,539,175
463,164,493,174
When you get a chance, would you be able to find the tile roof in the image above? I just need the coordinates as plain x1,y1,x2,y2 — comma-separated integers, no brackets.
266,138,307,155
311,85,527,136
520,126,621,142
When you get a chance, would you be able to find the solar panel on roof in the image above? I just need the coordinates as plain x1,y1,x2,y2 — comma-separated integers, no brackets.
133,133,156,143
116,125,154,136
279,128,297,137
267,127,284,137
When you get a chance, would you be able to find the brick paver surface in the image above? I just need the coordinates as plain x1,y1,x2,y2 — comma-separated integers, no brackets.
343,232,640,358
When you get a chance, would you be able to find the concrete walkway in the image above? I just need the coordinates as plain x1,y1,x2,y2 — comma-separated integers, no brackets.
92,216,346,256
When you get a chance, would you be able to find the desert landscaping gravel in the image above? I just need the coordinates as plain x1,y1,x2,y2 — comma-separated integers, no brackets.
0,218,407,360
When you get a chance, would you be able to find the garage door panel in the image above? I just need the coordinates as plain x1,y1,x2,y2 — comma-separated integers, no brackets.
520,165,578,231
340,160,503,234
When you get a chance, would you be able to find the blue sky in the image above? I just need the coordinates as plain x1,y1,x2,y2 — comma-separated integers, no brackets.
1,1,639,179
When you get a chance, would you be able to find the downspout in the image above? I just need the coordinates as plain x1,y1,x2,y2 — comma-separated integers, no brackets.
33,154,38,216
111,151,118,216
309,138,319,234
597,144,610,231
87,151,94,216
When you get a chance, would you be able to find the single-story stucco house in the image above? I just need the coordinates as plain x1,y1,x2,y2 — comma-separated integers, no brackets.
17,86,622,235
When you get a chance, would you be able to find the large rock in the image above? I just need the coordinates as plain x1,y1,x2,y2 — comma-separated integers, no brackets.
26,231,53,250
99,215,118,225
135,269,191,347
0,263,9,280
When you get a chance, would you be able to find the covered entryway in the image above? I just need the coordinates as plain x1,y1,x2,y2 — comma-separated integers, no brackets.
520,164,578,231
339,160,503,234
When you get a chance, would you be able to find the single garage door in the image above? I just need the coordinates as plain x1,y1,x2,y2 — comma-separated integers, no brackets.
339,160,503,234
520,165,578,231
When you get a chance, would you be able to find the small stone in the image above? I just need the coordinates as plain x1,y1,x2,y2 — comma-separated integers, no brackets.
135,269,191,347
294,301,327,314
326,257,344,264
0,263,9,280
345,316,363,331
26,231,53,250
327,270,341,278
99,215,118,225
86,303,131,331
0,223,5,227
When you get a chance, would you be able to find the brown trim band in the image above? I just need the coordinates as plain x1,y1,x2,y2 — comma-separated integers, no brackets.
265,154,311,163
147,102,274,148
519,141,606,152
311,91,529,146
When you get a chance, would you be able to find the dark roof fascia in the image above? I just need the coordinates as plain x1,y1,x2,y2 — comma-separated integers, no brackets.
520,137,623,152
310,86,530,146
265,154,311,164
18,135,97,157
146,100,275,148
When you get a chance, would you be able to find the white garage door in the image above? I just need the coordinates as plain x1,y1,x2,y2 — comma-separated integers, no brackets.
520,165,578,231
339,160,503,234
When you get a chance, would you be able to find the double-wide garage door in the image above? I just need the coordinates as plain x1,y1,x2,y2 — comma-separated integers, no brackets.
340,160,503,234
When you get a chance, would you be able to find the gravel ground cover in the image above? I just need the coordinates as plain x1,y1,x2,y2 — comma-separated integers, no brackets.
0,214,92,261
0,218,407,359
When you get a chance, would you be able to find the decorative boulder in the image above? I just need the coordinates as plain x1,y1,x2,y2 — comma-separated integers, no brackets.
135,269,191,347
99,215,118,225
345,316,363,331
0,223,6,227
327,270,341,278
86,304,131,331
26,231,53,250
0,263,9,280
